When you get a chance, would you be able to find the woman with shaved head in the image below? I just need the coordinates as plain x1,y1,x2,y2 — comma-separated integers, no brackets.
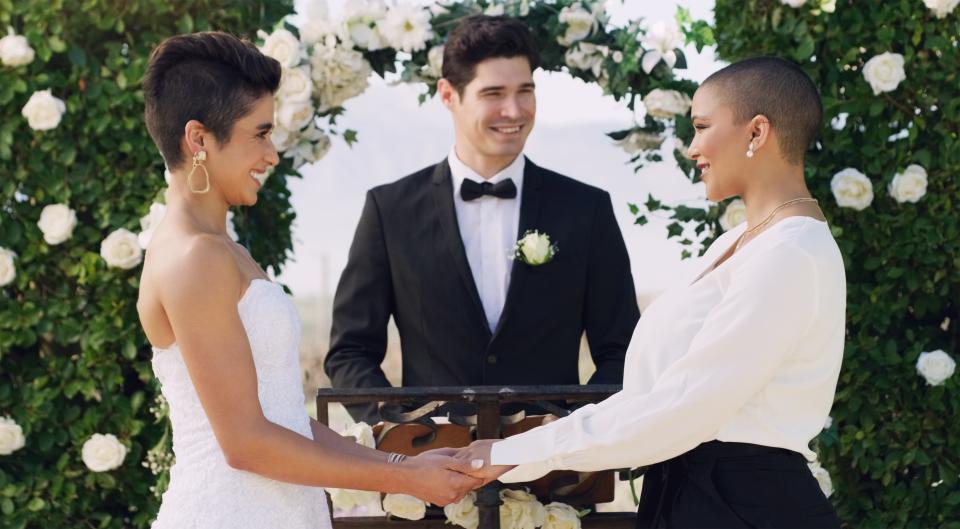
459,57,845,528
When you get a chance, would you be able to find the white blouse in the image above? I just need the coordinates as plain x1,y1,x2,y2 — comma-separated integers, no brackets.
491,216,846,482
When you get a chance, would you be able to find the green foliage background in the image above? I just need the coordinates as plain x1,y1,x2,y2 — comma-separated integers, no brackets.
0,1,295,527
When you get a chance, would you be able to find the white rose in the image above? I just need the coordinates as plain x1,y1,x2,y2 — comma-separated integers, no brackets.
780,0,807,7
0,247,15,287
300,17,338,46
517,231,555,266
642,88,692,119
617,131,663,155
484,4,506,16
81,433,127,472
288,124,331,168
888,164,928,204
916,349,956,386
640,20,683,73
719,198,747,232
259,28,301,69
565,43,605,77
100,228,143,270
37,203,77,245
543,502,581,529
278,66,313,103
830,168,874,211
808,461,833,498
923,0,959,18
830,112,848,131
557,4,595,46
0,30,35,67
137,202,168,250
819,0,837,12
612,50,623,63
277,99,315,131
499,488,547,529
377,4,433,53
0,416,26,455
427,45,444,78
329,488,382,512
382,493,427,520
21,89,66,131
271,125,297,152
862,52,906,95
341,0,388,50
310,42,372,111
342,421,375,448
444,491,479,529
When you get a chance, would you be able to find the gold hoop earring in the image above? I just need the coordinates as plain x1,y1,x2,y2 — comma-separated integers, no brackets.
187,150,210,194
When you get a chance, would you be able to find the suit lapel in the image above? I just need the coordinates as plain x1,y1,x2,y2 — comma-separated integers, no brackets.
431,160,491,337
491,158,544,341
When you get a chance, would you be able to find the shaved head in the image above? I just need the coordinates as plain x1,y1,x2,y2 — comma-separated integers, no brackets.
701,56,822,165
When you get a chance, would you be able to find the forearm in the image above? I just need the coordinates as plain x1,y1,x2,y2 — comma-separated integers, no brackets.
309,418,381,461
229,420,402,492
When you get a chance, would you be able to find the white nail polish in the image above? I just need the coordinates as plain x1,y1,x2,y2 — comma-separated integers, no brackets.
471,459,484,469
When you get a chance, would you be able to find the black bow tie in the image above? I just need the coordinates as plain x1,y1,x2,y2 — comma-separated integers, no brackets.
460,178,518,201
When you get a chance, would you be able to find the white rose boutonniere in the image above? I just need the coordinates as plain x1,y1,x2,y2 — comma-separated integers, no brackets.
511,230,558,266
916,349,956,386
0,416,26,455
382,493,427,520
37,203,77,245
81,433,127,472
444,491,479,529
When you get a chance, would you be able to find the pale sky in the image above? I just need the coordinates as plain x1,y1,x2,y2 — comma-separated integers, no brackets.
279,0,721,301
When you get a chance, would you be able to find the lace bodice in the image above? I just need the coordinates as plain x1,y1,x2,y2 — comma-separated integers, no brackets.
150,279,331,528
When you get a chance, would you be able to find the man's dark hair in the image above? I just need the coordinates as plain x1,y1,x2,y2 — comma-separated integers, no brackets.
702,56,822,165
142,31,281,170
442,15,541,94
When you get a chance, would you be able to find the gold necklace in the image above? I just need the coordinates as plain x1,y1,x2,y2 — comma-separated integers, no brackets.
735,197,819,251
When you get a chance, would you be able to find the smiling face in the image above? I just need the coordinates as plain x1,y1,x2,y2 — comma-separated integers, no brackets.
201,95,279,206
686,84,753,202
442,56,536,170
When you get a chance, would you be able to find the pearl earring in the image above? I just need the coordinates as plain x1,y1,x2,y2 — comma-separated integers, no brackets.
746,142,755,158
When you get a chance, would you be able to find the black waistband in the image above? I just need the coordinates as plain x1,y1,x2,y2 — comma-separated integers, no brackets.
680,440,801,464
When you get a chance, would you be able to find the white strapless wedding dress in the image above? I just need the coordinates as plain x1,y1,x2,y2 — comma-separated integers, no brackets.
150,279,332,529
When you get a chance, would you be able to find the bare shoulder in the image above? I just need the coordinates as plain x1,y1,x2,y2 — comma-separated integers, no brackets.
150,234,244,309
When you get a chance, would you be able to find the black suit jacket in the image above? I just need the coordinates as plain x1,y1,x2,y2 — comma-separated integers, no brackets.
324,158,641,423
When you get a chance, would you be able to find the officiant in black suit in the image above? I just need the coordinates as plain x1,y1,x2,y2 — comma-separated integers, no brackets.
324,15,640,424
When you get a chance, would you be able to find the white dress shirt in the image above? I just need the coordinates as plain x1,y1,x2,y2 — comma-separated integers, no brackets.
491,216,846,482
448,147,525,333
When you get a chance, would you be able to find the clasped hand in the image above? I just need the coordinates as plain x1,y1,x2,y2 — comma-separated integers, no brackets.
400,440,514,506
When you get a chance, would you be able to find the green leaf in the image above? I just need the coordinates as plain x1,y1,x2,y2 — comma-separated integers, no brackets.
27,498,45,512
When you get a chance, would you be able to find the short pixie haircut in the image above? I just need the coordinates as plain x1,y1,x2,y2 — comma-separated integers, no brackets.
142,31,281,170
702,56,822,165
442,15,541,95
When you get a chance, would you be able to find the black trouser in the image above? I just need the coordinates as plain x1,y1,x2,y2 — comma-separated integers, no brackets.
636,441,841,528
